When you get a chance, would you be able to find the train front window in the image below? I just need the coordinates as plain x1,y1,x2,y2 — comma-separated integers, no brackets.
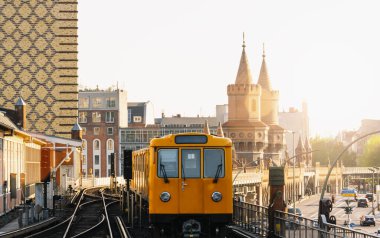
181,149,201,178
204,149,225,178
158,149,178,178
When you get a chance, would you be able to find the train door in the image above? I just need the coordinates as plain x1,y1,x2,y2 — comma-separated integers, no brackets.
179,148,203,214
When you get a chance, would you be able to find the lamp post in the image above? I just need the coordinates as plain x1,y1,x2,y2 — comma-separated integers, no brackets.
374,167,379,188
318,130,380,227
284,130,296,213
374,167,380,211
232,159,260,185
369,168,375,215
292,131,295,213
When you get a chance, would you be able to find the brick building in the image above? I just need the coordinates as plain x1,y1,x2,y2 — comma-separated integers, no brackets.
79,88,128,177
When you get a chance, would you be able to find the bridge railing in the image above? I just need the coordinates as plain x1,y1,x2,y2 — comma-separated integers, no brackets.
274,210,377,238
233,200,268,237
233,201,378,238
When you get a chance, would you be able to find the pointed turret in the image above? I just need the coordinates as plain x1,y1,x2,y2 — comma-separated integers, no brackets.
295,135,305,165
304,137,312,167
203,120,210,134
71,120,83,140
15,96,26,129
257,44,272,91
296,135,304,151
235,33,253,85
304,137,311,150
216,122,224,137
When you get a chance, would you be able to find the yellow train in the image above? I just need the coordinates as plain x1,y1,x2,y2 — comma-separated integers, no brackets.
131,131,233,237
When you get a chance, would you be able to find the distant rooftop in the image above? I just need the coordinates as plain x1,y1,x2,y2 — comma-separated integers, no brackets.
79,84,124,92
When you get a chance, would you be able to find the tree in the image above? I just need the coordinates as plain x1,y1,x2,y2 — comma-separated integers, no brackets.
311,136,356,166
357,135,380,167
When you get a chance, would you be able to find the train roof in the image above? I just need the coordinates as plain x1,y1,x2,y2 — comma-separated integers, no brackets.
150,132,232,147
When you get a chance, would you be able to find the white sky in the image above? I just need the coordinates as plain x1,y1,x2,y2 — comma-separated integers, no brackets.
78,0,380,137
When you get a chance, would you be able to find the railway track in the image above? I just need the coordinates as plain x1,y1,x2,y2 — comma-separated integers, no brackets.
22,187,128,238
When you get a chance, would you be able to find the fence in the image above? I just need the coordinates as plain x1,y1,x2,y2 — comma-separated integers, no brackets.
233,200,268,237
233,201,378,238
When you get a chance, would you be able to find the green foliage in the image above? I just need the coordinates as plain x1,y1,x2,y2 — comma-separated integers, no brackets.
357,135,380,167
311,136,356,166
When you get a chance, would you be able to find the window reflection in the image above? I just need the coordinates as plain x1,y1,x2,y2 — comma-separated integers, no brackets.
204,149,225,178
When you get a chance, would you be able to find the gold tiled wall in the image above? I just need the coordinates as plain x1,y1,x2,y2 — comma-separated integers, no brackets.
0,0,78,138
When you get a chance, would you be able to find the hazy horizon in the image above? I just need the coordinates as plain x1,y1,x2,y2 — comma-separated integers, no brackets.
78,0,380,137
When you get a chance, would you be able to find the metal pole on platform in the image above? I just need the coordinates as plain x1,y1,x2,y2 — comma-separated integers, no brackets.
292,131,296,214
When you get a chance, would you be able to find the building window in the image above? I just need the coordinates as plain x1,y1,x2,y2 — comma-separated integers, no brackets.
94,140,100,150
108,154,112,165
133,116,142,123
82,155,87,165
94,169,99,177
107,127,113,135
79,97,89,108
92,112,101,122
79,112,87,123
105,112,115,123
92,98,102,108
128,109,132,123
108,169,111,177
82,169,86,176
107,139,114,151
107,98,116,107
94,155,100,165
94,127,100,135
82,127,86,135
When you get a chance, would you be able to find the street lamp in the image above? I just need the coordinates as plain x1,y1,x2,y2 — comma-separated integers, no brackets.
318,130,380,228
232,159,259,184
284,130,296,213
369,168,375,215
374,167,379,188
374,167,380,211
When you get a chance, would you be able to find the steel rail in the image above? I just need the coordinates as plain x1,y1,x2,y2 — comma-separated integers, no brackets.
63,188,91,238
102,190,114,238
70,214,105,238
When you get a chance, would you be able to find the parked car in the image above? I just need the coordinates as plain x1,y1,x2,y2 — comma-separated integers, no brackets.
286,208,302,229
374,228,380,237
312,218,319,228
360,215,376,226
357,198,369,208
366,193,375,202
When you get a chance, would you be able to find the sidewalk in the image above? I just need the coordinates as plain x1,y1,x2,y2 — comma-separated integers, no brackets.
0,217,20,234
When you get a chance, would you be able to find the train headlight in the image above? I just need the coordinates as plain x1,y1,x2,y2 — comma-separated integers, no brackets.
211,191,222,202
160,192,171,202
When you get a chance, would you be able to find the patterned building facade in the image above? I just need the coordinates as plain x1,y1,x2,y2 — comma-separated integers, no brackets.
0,0,78,138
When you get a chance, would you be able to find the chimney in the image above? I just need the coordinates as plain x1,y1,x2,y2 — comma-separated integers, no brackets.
71,122,83,140
15,97,26,129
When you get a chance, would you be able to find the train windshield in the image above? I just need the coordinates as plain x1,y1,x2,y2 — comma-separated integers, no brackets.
158,149,179,178
204,149,225,178
181,149,201,178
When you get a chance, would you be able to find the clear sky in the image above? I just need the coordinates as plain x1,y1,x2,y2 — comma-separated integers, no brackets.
78,0,380,137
